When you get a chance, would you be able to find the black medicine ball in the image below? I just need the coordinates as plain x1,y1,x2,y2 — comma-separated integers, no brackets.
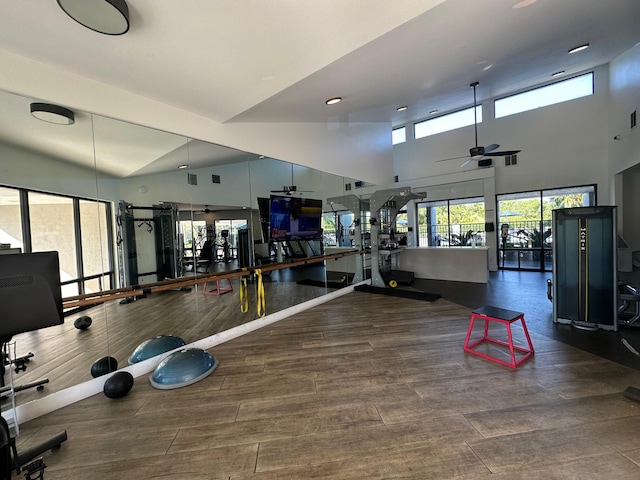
103,371,134,399
90,356,118,378
74,315,92,330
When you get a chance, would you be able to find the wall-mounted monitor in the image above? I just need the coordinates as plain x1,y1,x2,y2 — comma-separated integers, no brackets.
0,251,64,339
269,195,323,241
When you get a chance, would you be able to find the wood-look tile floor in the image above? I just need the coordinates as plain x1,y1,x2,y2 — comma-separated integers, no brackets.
13,290,640,479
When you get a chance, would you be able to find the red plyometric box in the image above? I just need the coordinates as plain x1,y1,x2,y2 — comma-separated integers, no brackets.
463,305,534,368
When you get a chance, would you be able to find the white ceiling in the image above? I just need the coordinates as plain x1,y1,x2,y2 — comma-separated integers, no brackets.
1,0,639,177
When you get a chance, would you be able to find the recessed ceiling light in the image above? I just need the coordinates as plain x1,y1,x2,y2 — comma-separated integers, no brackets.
325,97,342,105
568,44,589,54
397,106,408,112
178,164,189,169
429,110,438,115
551,70,565,77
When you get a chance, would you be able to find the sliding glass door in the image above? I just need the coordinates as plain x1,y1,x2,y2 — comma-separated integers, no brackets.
497,186,596,271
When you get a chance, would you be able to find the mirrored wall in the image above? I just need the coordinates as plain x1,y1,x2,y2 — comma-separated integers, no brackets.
0,88,380,406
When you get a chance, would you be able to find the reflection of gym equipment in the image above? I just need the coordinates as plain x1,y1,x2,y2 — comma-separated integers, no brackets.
552,206,617,331
117,201,181,290
500,223,509,269
618,283,640,326
217,229,233,263
203,277,233,296
326,194,369,283
369,187,425,288
0,252,68,475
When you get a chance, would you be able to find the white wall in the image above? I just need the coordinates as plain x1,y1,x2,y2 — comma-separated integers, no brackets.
392,65,623,270
0,141,118,201
393,65,611,200
609,44,640,249
0,49,394,186
609,44,640,176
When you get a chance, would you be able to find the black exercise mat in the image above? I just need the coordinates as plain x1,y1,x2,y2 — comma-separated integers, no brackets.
354,284,440,302
297,278,347,289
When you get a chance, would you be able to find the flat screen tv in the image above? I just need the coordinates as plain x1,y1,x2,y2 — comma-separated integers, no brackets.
270,195,323,241
0,251,64,340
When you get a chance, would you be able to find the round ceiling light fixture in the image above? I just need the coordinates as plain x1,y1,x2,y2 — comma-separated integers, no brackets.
325,97,342,105
30,103,75,125
396,106,408,112
57,0,130,35
568,43,589,54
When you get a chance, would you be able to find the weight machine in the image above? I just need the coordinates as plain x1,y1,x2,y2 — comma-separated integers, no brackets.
552,206,617,331
116,202,182,289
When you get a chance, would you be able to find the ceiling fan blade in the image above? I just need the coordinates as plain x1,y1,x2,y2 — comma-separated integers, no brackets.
436,154,469,163
460,158,473,167
484,149,521,157
483,143,500,154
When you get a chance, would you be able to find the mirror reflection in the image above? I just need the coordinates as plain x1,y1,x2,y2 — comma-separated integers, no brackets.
0,88,378,406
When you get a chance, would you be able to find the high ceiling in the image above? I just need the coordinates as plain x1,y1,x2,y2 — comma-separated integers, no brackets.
1,0,639,177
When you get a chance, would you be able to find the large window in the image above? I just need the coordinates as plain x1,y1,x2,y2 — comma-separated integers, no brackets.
180,220,207,254
417,197,485,247
80,199,112,293
29,192,78,296
0,185,114,300
495,72,594,119
497,185,596,270
0,187,23,249
414,106,482,140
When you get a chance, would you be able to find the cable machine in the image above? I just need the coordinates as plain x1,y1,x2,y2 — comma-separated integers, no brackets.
552,206,617,331
116,201,182,288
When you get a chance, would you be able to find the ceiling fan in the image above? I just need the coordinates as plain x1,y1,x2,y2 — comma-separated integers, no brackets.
270,164,314,195
270,185,313,196
437,82,521,167
194,205,214,213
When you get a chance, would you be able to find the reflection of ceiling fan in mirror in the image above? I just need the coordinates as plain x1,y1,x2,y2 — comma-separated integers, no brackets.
195,205,214,213
271,164,314,195
270,185,313,196
437,82,521,168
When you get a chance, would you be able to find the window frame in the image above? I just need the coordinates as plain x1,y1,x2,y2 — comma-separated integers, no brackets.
494,72,594,119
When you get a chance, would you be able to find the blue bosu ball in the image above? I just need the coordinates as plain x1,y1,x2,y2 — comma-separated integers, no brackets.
103,371,134,399
128,335,187,364
149,348,218,390
91,356,118,378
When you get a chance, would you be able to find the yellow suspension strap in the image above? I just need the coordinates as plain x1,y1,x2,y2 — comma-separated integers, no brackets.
255,268,266,318
239,269,249,314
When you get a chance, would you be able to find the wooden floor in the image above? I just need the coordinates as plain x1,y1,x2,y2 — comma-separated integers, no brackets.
7,269,334,403
13,288,640,479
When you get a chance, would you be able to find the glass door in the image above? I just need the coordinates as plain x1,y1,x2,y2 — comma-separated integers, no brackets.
497,186,596,271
